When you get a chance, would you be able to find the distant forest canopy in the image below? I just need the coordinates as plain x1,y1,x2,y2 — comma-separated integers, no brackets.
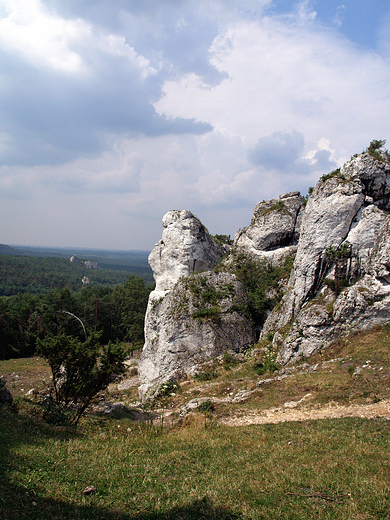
0,245,154,359
0,245,153,296
0,276,152,360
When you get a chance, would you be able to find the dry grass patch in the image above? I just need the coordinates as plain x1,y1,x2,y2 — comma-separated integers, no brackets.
0,356,51,398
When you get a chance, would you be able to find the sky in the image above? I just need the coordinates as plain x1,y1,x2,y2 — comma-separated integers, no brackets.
1,0,390,251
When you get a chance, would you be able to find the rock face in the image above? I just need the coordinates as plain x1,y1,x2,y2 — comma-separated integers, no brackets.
138,211,254,400
261,152,390,363
234,191,303,264
149,210,225,293
70,256,100,270
138,147,390,397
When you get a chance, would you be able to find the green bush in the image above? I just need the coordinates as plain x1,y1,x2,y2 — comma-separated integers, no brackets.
253,346,278,376
323,277,348,294
320,168,346,183
223,252,295,327
325,242,351,262
192,306,221,322
157,380,180,398
366,139,388,162
223,351,237,371
41,398,75,425
211,234,233,246
197,400,215,413
37,332,127,425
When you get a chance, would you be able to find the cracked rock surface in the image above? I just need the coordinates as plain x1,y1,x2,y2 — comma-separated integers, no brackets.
261,153,390,364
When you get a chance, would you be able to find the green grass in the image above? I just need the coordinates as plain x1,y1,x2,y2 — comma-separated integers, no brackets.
1,325,390,518
1,400,389,519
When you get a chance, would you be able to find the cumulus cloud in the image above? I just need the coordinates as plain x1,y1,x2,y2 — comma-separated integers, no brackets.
0,0,214,167
248,131,305,170
155,13,390,160
1,0,390,249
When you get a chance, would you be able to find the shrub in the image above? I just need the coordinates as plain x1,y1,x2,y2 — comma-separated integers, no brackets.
320,168,346,183
37,332,127,425
226,253,295,327
253,346,278,375
197,400,215,413
325,242,351,262
192,306,220,322
269,200,286,212
323,278,348,294
302,187,314,207
211,234,233,246
157,380,180,398
222,351,237,370
366,139,388,162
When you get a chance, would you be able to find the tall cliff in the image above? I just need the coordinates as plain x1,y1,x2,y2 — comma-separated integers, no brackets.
261,149,390,364
138,143,390,399
138,211,255,400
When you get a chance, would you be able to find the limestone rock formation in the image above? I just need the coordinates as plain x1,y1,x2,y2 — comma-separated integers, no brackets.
261,151,390,364
138,145,390,397
138,211,254,400
149,210,225,292
234,191,303,264
138,271,255,399
70,256,100,270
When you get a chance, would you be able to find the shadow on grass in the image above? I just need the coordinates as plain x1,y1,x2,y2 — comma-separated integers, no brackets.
2,493,240,520
0,402,241,520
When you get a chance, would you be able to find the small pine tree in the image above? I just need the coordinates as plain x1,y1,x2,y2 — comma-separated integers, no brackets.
37,332,127,425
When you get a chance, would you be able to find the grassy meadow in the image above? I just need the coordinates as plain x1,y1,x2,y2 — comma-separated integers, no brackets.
1,325,390,519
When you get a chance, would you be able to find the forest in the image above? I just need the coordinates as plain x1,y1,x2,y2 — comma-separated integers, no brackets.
0,276,152,360
0,246,154,360
0,246,152,296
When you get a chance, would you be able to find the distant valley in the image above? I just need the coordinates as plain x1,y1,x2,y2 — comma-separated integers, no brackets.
0,244,153,296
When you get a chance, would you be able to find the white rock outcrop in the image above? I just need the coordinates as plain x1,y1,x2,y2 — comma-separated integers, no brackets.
234,191,303,264
261,153,390,363
138,148,390,396
149,210,225,292
138,211,254,400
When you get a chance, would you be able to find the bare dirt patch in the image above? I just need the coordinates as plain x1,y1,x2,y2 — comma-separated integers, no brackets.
221,398,390,426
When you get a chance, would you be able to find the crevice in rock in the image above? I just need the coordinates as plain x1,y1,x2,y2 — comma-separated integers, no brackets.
263,234,295,251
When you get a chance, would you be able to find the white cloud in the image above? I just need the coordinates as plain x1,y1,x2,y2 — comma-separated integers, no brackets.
1,0,390,250
297,0,317,23
155,15,390,155
377,13,390,63
0,0,157,78
0,0,87,71
333,4,346,28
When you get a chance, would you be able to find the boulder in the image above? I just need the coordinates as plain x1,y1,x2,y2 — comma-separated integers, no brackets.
0,380,13,405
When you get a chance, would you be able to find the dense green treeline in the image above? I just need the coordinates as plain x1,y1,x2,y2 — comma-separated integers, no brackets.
0,254,143,296
0,275,152,360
